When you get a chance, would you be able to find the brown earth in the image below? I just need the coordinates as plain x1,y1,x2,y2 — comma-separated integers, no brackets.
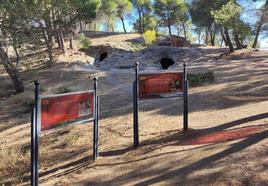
0,33,267,186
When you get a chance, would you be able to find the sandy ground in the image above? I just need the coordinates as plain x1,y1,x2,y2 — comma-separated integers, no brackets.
0,34,267,185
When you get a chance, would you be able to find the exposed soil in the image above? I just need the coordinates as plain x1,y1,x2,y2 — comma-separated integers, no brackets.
0,33,267,186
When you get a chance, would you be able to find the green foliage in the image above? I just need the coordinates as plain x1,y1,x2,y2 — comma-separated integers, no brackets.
99,0,118,31
115,0,133,32
235,21,252,44
212,1,241,28
190,0,228,28
134,0,152,11
116,0,132,18
175,2,190,36
67,133,80,147
248,37,260,48
186,31,197,43
72,0,101,21
56,86,72,94
79,34,92,48
142,30,156,45
154,0,186,35
133,14,158,32
188,71,215,87
132,0,153,33
25,98,35,110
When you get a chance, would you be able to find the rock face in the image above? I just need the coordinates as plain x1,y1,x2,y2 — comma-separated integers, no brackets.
79,45,129,63
157,35,191,47
93,46,206,70
78,33,229,71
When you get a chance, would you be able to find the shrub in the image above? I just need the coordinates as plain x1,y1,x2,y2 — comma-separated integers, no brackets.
142,30,156,45
79,34,92,48
56,86,72,94
188,71,215,87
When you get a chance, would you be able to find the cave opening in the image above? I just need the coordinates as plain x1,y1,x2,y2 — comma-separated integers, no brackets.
99,52,108,61
160,57,175,69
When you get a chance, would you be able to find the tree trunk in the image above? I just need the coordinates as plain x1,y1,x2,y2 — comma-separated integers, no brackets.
220,28,228,46
55,30,61,48
210,32,215,46
43,30,54,67
138,9,142,33
120,17,127,33
69,31,73,50
224,27,234,53
252,0,268,48
94,23,97,31
177,26,181,37
59,30,65,54
182,21,187,39
0,45,24,93
13,45,20,66
205,30,209,45
220,39,224,47
252,23,262,48
168,23,172,36
79,20,83,31
197,29,202,44
234,32,242,49
107,17,111,31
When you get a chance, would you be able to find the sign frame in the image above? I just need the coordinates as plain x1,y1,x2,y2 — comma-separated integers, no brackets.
133,62,189,148
31,78,99,186
38,90,95,133
138,71,184,99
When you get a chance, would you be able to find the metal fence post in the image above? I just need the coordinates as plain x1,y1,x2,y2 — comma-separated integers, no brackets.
183,64,189,131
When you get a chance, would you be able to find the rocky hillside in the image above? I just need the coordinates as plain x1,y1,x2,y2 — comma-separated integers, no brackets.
79,32,229,72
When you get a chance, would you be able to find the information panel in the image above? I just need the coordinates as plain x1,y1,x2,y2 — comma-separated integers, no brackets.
139,72,184,99
39,91,94,132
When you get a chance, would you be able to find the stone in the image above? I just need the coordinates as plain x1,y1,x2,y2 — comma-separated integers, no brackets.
156,35,190,47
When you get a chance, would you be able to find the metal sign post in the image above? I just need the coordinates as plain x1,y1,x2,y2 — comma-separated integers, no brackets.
31,80,39,186
133,63,189,148
133,62,139,148
93,77,99,160
183,63,189,131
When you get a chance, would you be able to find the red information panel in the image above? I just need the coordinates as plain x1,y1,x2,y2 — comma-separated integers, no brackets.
139,72,184,99
39,91,94,132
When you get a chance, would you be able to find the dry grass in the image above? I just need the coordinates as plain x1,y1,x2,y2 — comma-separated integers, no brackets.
0,147,30,184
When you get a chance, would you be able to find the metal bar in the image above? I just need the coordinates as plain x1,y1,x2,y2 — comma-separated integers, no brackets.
185,80,189,130
183,64,188,131
38,118,95,134
40,90,94,99
134,62,139,148
33,80,39,186
139,93,184,100
31,109,35,186
93,77,98,161
133,81,137,148
96,96,100,158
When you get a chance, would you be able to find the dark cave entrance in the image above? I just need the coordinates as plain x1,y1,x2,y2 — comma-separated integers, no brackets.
160,57,175,69
99,52,108,61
